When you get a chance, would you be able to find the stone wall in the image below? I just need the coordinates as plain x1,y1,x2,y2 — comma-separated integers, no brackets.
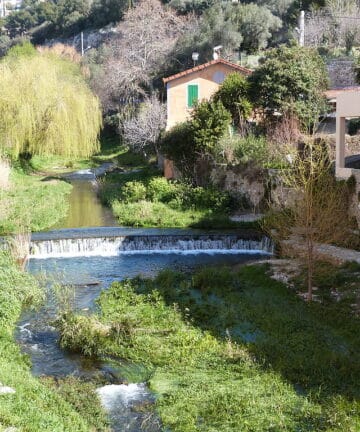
210,164,295,211
327,59,357,88
210,163,267,210
211,163,360,228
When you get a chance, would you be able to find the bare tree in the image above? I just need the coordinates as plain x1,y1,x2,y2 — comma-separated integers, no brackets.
266,140,353,301
306,0,360,52
93,0,191,111
123,95,166,158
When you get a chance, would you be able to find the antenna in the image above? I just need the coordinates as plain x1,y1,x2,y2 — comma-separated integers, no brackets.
213,45,223,60
192,52,199,67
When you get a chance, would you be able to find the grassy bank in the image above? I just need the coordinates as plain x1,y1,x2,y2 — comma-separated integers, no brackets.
0,168,72,234
30,135,147,174
98,169,252,229
0,251,109,431
57,263,360,431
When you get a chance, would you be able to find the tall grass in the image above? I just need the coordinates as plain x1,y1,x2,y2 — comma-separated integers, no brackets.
7,231,31,270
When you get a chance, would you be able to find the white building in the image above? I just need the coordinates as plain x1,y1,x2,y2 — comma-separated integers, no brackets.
0,0,23,18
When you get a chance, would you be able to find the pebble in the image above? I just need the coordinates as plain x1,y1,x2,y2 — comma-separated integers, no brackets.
0,384,16,395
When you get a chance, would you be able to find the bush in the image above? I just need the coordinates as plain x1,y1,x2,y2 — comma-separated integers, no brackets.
348,118,360,136
121,181,147,203
213,72,252,125
147,177,178,203
234,134,269,165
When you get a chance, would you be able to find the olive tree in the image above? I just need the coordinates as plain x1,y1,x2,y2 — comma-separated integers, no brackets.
0,44,101,159
248,46,329,129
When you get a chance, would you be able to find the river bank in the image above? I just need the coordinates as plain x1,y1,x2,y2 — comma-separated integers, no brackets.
0,251,109,431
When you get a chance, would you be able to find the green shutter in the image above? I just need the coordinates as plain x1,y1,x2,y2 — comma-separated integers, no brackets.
187,84,198,107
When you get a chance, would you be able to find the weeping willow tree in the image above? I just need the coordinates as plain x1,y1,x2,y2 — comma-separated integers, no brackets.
0,45,102,159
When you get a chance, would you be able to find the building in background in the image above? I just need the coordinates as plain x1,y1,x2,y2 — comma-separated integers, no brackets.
0,0,23,18
163,58,252,130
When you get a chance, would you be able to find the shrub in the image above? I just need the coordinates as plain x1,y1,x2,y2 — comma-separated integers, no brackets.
121,181,147,203
213,72,252,125
147,177,178,203
348,118,360,136
234,134,269,165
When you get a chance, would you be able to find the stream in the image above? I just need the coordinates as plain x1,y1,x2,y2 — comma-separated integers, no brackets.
16,166,272,431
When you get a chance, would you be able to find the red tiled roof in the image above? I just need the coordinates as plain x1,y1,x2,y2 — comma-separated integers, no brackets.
325,86,360,100
163,58,252,83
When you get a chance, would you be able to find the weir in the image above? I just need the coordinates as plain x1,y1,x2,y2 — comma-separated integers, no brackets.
30,227,273,259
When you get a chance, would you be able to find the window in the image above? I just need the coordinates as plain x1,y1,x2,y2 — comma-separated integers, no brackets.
213,71,225,84
187,84,198,108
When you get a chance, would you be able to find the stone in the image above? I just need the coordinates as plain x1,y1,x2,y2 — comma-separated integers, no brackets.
0,386,16,395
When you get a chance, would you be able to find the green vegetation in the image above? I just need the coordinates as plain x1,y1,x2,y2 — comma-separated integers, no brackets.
248,46,329,129
0,168,72,234
98,169,244,228
0,251,109,431
0,43,101,160
57,263,360,431
213,72,252,125
161,100,231,182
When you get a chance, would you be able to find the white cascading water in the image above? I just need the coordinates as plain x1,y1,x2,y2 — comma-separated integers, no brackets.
29,235,274,259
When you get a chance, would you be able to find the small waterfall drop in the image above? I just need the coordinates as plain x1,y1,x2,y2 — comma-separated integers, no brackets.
30,233,273,259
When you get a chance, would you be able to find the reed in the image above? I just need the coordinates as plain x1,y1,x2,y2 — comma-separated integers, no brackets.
7,231,31,270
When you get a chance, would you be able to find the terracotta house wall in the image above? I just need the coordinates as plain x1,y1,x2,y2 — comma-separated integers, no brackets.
166,63,242,130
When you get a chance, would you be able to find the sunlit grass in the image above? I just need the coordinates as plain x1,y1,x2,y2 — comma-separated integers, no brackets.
57,264,360,431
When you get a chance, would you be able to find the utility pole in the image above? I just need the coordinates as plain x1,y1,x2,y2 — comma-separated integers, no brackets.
81,31,84,56
299,10,305,47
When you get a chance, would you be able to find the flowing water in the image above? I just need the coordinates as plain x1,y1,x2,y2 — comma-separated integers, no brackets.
16,168,273,431
52,180,118,229
16,227,272,431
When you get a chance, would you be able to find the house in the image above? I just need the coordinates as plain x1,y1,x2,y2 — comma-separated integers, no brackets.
163,58,252,130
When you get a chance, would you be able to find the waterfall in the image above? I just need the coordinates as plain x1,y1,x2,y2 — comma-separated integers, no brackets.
29,234,273,259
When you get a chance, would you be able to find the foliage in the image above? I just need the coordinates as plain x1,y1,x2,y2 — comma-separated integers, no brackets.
233,134,270,165
213,73,252,125
161,101,231,183
248,46,329,129
0,44,101,159
191,100,232,153
232,2,282,53
306,0,360,52
0,168,72,235
57,264,360,431
121,181,147,203
98,169,238,228
160,122,196,180
4,0,128,41
265,140,354,300
348,117,360,135
40,376,110,431
173,1,281,67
